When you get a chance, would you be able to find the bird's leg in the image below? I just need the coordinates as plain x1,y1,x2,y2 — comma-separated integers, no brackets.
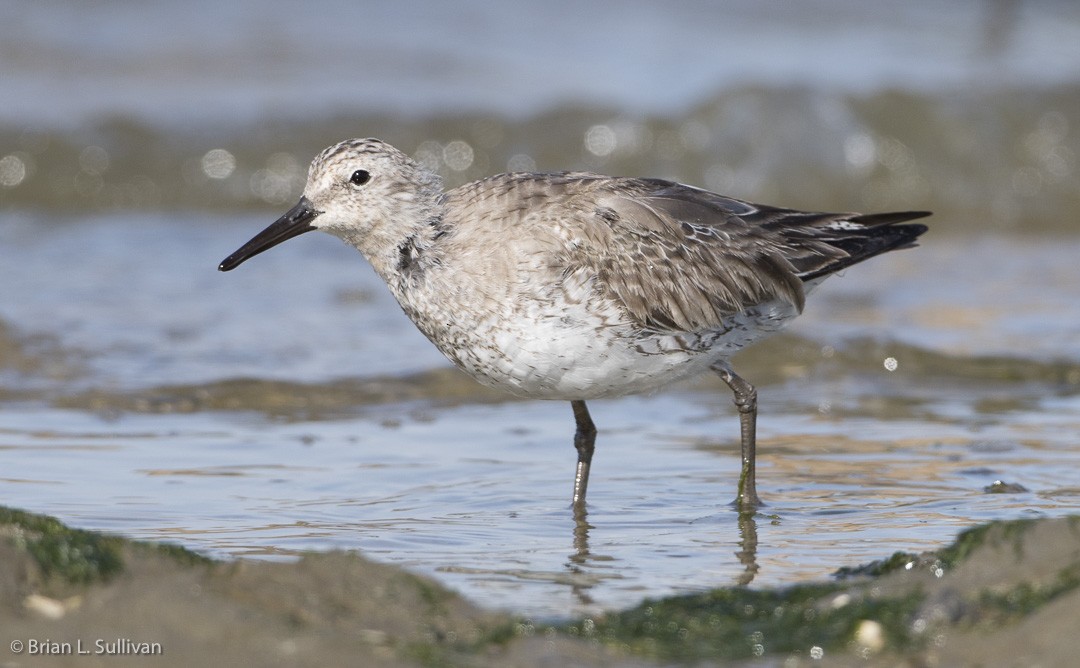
711,362,762,510
570,400,597,508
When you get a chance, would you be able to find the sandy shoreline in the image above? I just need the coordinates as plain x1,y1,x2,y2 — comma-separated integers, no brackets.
2,506,1078,666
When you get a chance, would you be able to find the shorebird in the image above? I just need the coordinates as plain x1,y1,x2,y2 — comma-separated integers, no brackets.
219,138,928,511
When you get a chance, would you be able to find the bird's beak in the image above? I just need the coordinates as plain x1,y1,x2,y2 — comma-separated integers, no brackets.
218,196,321,271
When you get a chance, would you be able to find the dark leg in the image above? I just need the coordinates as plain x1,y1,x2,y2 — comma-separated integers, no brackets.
711,362,762,509
570,400,597,507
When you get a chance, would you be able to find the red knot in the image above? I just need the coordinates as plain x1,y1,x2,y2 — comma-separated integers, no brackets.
220,138,929,511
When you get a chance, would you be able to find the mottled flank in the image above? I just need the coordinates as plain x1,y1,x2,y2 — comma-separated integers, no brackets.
220,138,928,509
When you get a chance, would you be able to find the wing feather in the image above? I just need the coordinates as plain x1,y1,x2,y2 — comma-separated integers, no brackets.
452,173,928,336
580,181,806,333
567,179,927,334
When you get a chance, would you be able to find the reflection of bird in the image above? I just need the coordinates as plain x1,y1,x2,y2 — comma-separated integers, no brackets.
220,138,929,510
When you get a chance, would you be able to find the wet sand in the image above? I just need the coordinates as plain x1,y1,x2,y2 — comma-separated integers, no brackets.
3,506,1078,666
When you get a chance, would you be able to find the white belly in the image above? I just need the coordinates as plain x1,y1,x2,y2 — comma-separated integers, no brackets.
442,296,801,400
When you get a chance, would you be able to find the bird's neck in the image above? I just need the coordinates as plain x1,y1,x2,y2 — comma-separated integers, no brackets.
360,207,449,297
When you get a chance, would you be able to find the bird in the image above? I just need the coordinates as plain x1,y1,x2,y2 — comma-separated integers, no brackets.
219,138,928,511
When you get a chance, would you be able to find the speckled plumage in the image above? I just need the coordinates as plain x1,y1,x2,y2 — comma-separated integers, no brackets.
220,138,929,510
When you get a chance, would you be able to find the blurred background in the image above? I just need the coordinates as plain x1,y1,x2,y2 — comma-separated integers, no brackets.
3,0,1079,228
2,0,1080,618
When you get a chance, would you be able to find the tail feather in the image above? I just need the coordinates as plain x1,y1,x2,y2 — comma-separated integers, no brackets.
781,211,930,282
849,210,932,227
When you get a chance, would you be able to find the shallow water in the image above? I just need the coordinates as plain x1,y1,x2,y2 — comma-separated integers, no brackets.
2,0,1080,621
4,387,1080,619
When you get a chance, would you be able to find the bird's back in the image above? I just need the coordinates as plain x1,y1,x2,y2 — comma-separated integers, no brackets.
441,172,928,334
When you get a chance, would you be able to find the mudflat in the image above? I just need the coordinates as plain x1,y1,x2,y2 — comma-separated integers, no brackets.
2,506,1078,666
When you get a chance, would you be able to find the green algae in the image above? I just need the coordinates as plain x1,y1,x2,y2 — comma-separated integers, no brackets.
1,505,126,584
973,566,1080,622
560,584,923,662
947,518,1080,624
834,550,921,579
936,518,1037,569
0,505,210,584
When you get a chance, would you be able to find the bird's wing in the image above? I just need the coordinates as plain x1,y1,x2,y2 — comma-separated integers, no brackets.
567,178,808,334
571,178,928,334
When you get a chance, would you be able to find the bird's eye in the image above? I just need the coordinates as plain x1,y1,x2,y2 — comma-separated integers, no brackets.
349,169,371,186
